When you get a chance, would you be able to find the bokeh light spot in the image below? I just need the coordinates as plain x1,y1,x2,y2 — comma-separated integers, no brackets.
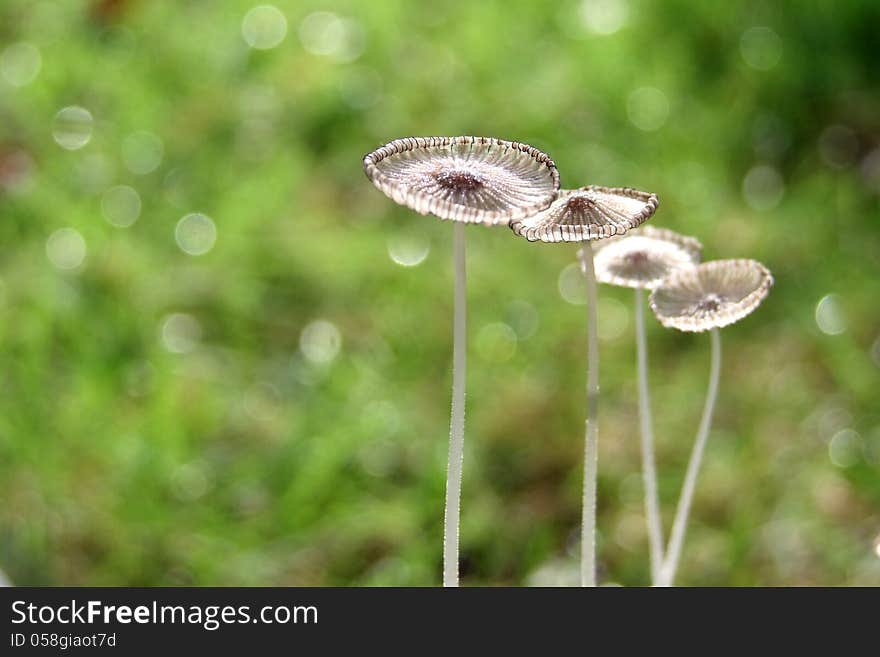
299,12,364,61
627,86,669,131
815,294,846,336
161,313,202,354
0,42,41,86
300,320,341,364
386,235,429,267
742,164,784,211
101,185,141,227
819,125,858,169
53,106,93,150
558,263,587,305
121,131,164,175
242,5,288,50
579,0,629,35
740,26,782,71
828,428,862,468
506,299,539,340
476,322,518,363
46,228,86,270
163,168,190,208
175,213,217,256
171,462,210,501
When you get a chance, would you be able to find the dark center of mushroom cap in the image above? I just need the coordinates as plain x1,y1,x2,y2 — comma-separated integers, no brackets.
433,168,485,192
563,195,597,214
695,293,724,314
624,250,650,267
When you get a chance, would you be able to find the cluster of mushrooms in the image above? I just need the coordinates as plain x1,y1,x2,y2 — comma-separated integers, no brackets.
363,136,773,587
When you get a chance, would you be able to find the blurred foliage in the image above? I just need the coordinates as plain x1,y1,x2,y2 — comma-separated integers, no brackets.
0,0,878,586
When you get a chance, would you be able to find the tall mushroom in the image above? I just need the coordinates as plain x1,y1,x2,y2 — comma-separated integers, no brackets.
649,258,773,586
363,136,560,586
592,226,702,584
510,185,659,586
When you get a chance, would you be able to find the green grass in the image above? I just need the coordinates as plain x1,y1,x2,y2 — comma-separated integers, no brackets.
0,0,878,586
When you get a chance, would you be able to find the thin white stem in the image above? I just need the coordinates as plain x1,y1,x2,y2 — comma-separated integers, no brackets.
443,222,467,587
635,288,664,585
658,327,722,587
578,243,600,587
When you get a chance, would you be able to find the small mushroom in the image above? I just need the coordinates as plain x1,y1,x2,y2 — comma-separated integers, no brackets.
649,259,773,586
591,225,702,584
593,225,702,290
363,136,560,587
509,186,659,242
649,258,773,332
509,184,659,586
364,136,560,225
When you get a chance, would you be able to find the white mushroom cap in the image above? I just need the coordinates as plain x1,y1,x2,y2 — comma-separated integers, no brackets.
649,259,773,332
363,136,560,225
509,186,659,242
592,226,703,289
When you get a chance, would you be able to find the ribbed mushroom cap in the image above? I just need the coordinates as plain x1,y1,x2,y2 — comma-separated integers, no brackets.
363,136,560,226
649,259,773,332
509,186,659,242
592,226,703,289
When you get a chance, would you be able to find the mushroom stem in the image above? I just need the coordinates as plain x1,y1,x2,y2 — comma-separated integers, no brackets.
443,221,467,587
635,287,664,585
659,327,722,586
578,242,600,587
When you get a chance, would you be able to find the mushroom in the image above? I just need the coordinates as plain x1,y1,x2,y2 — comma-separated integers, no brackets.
593,226,702,289
510,185,659,586
592,225,702,584
363,136,560,586
649,258,773,586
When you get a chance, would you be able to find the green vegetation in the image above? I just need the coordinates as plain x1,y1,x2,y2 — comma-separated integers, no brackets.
1,0,878,586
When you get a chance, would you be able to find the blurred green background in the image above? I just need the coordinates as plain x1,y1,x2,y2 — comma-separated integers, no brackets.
1,0,878,587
